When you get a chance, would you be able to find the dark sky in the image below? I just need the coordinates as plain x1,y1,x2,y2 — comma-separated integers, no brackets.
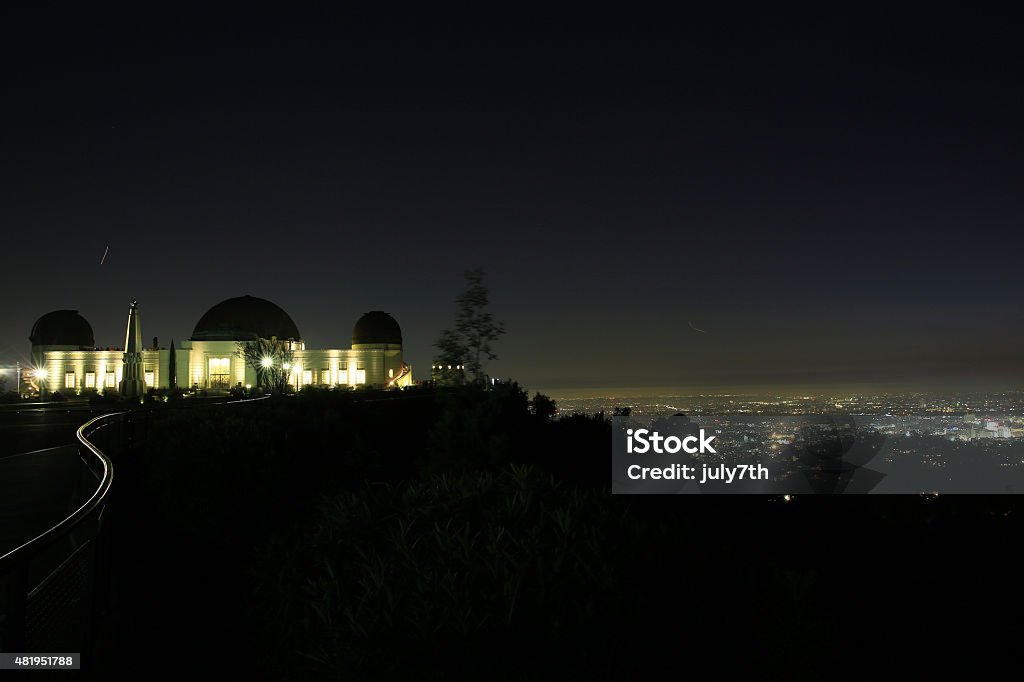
1,8,1021,391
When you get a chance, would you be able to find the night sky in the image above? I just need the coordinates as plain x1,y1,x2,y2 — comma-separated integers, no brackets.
2,9,1021,391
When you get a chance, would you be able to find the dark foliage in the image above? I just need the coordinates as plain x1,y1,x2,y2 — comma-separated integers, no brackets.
530,391,557,421
90,389,121,404
102,387,1024,679
249,466,636,679
434,268,505,385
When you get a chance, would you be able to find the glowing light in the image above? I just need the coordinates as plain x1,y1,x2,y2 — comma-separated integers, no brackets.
283,362,291,370
34,368,48,380
261,356,274,368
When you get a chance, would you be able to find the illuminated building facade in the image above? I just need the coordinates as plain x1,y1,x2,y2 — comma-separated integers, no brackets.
28,296,414,395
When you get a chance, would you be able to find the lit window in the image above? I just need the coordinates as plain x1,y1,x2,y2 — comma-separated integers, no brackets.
145,371,155,387
338,370,348,384
389,368,394,378
356,369,366,385
85,372,96,388
65,372,76,389
302,370,312,385
321,369,329,384
106,372,116,388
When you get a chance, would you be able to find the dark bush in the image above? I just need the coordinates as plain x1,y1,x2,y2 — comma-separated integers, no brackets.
116,388,836,679
90,389,120,403
249,465,637,680
423,382,533,475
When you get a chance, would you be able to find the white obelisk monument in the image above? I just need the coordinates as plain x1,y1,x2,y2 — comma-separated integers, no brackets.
120,299,145,400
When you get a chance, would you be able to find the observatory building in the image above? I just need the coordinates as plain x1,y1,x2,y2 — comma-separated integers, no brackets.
27,296,413,394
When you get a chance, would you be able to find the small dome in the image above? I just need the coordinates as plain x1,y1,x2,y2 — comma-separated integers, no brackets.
191,295,301,342
352,311,402,346
30,310,95,348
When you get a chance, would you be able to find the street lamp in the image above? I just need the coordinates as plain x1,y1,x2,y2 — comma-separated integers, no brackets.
258,356,274,391
33,367,48,397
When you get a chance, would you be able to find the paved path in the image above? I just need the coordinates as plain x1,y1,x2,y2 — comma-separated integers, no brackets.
0,405,100,557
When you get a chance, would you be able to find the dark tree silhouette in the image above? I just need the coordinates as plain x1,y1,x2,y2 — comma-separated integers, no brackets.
168,339,177,389
530,392,557,421
434,268,505,385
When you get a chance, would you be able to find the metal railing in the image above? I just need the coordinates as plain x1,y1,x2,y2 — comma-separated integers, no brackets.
0,395,268,655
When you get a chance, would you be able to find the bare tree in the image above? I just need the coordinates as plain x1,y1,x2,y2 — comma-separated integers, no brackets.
236,337,295,394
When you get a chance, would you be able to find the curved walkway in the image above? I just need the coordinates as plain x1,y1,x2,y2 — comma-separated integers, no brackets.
0,405,101,557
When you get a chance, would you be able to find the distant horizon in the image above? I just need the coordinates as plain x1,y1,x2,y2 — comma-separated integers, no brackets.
533,380,1023,400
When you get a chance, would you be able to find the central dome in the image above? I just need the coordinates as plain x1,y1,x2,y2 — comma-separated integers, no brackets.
191,295,301,342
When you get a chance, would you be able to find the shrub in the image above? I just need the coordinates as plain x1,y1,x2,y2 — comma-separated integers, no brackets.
423,383,533,475
249,464,635,680
141,408,292,541
91,390,120,403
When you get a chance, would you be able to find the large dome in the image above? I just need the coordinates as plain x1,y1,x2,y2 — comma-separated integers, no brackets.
191,295,301,341
352,311,402,346
30,310,95,348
